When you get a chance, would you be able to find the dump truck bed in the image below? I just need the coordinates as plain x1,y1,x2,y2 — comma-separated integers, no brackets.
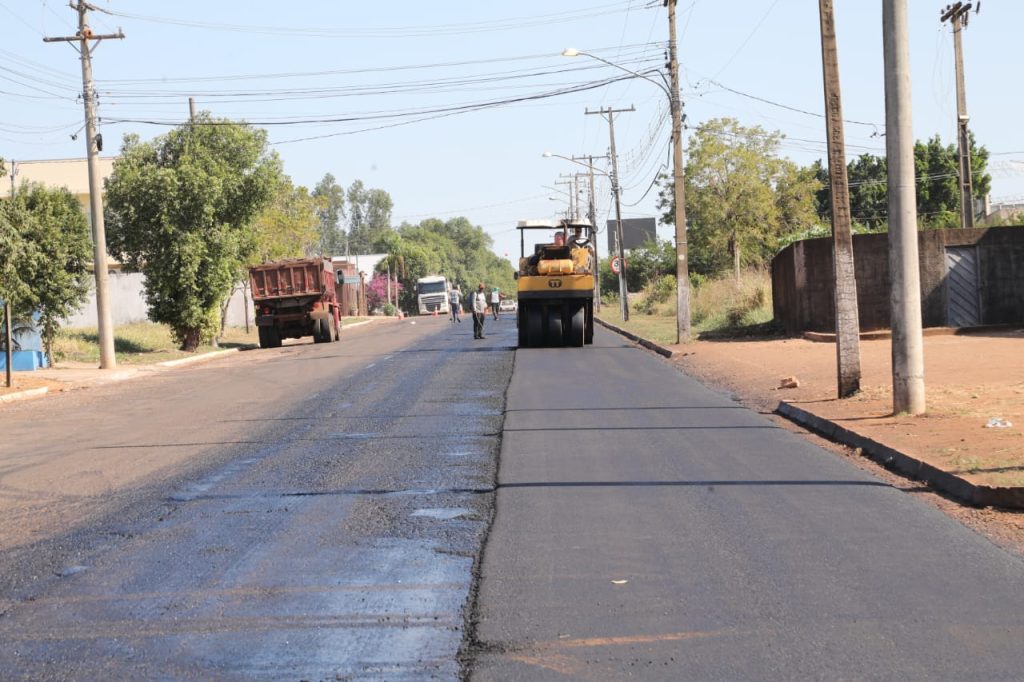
249,259,328,301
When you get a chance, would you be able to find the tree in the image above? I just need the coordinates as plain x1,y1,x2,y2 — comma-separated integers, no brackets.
11,183,92,362
312,173,346,256
248,177,320,264
104,114,282,351
810,134,991,230
346,180,394,254
0,201,41,318
661,118,817,279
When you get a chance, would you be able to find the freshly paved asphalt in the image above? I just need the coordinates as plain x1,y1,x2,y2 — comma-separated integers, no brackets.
0,317,513,680
4,313,1024,680
469,327,1024,680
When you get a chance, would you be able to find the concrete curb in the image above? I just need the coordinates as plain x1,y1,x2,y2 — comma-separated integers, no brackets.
594,318,675,358
803,324,1019,343
777,401,1024,510
0,386,49,403
157,348,240,367
341,319,375,330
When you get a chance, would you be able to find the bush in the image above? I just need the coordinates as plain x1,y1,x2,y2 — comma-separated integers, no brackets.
381,302,396,316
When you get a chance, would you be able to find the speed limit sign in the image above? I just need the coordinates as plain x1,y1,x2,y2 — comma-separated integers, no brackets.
610,256,624,274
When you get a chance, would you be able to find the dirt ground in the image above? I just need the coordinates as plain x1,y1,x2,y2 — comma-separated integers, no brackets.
665,328,1024,553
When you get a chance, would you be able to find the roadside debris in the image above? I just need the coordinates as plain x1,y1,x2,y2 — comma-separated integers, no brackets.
779,376,800,389
984,417,1013,429
611,579,629,585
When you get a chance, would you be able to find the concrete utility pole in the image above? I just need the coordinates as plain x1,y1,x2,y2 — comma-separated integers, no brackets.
883,0,926,415
941,2,978,229
667,0,691,344
818,0,862,398
5,163,15,387
586,106,634,322
189,97,197,121
44,1,124,370
577,154,606,311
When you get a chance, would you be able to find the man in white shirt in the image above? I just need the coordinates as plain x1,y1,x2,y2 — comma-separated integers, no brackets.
490,287,501,320
472,283,488,339
449,287,462,323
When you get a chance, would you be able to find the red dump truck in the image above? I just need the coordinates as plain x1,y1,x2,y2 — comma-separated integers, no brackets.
249,257,341,348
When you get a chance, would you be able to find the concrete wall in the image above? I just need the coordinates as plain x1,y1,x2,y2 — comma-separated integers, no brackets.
63,272,253,328
772,226,1024,334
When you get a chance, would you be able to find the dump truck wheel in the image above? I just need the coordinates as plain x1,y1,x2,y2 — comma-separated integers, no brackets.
546,308,563,347
313,318,329,343
526,306,544,347
569,305,585,347
258,326,273,349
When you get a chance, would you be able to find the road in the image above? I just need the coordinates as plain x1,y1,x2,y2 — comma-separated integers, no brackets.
0,317,514,679
2,314,1024,680
469,327,1024,679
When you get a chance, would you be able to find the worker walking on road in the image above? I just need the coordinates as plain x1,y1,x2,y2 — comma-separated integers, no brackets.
449,287,462,323
490,287,501,320
471,283,487,339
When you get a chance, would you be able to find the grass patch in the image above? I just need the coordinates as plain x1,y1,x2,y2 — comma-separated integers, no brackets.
598,269,781,343
54,323,259,365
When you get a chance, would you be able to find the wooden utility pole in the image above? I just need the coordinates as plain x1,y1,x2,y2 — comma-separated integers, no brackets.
667,0,691,344
44,1,124,370
818,0,862,398
586,106,634,322
883,0,926,415
941,2,978,228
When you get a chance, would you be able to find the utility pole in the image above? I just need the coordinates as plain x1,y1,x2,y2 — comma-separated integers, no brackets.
44,2,124,370
586,106,634,322
189,96,197,121
5,163,15,387
941,2,978,228
554,178,574,220
884,0,926,415
818,0,862,398
576,154,607,311
667,0,691,343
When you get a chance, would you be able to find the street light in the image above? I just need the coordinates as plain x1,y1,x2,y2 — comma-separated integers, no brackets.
563,43,690,343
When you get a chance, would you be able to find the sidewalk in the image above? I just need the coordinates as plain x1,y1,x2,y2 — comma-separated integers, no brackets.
0,318,391,403
598,319,1024,509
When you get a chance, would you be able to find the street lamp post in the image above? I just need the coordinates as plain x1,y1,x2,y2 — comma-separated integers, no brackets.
564,26,690,342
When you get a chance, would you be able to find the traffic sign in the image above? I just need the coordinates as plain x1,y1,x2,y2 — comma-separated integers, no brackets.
610,256,624,274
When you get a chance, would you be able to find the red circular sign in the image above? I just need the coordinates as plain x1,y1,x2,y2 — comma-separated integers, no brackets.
610,256,624,274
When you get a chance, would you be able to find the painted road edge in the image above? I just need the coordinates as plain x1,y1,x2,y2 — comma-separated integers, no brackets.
157,348,240,367
0,386,49,404
777,401,1024,510
594,317,675,358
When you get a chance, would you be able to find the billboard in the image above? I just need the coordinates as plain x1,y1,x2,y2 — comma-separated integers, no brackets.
606,217,657,252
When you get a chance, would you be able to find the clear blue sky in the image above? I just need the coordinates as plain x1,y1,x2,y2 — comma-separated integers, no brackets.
3,1,1022,265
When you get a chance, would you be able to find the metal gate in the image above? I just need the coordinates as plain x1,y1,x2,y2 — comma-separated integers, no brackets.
945,246,981,327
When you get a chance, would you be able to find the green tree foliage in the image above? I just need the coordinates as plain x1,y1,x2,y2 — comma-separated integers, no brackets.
346,180,394,254
312,173,346,255
104,115,282,351
374,217,515,313
9,183,92,361
660,118,818,279
810,133,991,230
0,201,41,313
248,176,320,264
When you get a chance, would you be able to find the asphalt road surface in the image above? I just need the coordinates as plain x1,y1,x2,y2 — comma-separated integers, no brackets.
0,317,513,680
469,327,1024,680
3,314,1024,680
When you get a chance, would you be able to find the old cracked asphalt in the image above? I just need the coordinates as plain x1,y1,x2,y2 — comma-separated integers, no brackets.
2,313,1024,680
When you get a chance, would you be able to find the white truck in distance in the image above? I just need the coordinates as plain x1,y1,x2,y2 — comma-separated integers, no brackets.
416,275,451,315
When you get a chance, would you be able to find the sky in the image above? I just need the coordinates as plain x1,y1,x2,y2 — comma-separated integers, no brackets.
3,1,1022,266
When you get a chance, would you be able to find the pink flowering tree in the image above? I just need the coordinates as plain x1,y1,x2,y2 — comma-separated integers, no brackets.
366,272,402,313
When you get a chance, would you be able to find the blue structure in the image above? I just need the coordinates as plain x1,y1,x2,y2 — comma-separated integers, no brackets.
0,303,48,371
